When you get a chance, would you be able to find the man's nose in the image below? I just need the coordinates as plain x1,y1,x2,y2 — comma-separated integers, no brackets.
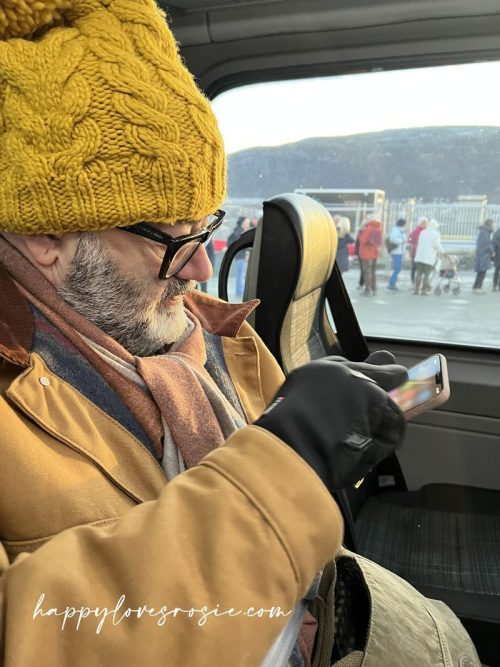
176,244,213,283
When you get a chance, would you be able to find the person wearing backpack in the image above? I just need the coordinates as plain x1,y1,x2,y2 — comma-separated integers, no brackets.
386,218,408,291
358,217,384,296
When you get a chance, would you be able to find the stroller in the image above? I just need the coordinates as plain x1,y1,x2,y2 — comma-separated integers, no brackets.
432,254,461,295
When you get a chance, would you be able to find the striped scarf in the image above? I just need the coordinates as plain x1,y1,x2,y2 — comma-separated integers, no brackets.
0,237,248,475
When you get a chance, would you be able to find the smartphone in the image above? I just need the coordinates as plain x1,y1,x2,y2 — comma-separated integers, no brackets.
388,353,450,420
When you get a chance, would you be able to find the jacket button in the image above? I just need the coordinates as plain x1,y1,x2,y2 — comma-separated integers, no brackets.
39,377,51,387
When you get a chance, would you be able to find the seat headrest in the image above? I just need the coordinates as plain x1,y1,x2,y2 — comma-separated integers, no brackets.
269,193,337,300
243,192,338,368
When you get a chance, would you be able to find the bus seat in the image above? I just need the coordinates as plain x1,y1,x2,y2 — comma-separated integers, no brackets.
235,193,500,663
243,192,339,372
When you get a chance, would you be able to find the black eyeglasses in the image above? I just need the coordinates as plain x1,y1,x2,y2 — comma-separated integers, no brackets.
121,210,225,280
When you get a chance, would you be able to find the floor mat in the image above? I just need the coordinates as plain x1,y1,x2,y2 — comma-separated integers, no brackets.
355,486,500,597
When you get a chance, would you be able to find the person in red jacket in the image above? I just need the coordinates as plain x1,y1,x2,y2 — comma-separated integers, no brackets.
358,217,384,296
408,216,429,284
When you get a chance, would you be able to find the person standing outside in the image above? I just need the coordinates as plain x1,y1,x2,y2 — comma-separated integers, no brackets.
358,217,383,296
408,216,429,285
235,217,251,297
414,219,443,295
472,218,494,294
492,223,500,291
335,216,355,274
354,219,367,290
386,218,407,291
227,216,251,298
198,239,216,293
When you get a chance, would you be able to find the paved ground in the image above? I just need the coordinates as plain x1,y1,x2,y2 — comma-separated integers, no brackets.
341,267,500,348
204,260,500,349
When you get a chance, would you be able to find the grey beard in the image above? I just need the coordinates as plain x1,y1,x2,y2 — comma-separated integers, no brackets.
57,233,193,356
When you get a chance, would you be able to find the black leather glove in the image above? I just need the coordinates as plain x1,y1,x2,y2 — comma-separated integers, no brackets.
326,350,408,391
255,359,406,493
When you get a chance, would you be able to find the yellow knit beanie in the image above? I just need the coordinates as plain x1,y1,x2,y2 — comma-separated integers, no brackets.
0,0,226,234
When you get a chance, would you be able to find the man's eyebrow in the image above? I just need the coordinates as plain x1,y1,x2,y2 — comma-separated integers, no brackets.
154,218,204,234
185,217,210,232
175,219,196,225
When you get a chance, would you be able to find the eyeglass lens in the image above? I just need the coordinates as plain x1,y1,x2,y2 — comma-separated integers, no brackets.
165,240,201,278
159,211,224,279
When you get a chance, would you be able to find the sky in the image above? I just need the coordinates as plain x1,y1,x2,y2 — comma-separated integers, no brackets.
211,61,500,155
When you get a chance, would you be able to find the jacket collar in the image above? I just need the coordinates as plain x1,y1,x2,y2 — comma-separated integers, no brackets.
0,261,258,367
184,290,258,338
0,264,32,367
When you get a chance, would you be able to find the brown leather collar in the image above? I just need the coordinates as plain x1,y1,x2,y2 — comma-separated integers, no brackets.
0,265,32,367
184,290,259,338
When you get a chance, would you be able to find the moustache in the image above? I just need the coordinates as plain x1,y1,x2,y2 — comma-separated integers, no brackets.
161,278,195,300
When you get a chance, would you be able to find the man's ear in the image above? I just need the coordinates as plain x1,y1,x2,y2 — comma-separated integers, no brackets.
3,232,65,268
3,231,80,288
21,234,64,267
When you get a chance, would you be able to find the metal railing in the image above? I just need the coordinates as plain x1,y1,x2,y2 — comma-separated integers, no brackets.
222,196,500,243
384,201,500,239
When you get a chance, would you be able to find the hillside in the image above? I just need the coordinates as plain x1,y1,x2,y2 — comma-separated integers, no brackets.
227,126,500,203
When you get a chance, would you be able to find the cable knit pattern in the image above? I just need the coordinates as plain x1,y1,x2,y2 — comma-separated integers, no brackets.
0,0,226,234
0,0,71,39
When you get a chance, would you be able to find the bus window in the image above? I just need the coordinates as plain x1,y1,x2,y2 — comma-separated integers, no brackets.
211,61,500,349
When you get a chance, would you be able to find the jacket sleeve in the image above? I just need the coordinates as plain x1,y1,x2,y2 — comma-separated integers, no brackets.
0,426,343,667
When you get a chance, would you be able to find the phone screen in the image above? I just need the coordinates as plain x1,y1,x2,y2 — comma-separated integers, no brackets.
388,354,443,414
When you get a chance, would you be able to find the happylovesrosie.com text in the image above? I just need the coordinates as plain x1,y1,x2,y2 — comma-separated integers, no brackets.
33,594,293,633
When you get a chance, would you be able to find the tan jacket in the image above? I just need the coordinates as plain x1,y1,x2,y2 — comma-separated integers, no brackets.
0,273,343,666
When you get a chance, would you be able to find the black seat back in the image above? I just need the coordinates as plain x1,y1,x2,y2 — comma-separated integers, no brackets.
219,192,368,367
243,193,338,371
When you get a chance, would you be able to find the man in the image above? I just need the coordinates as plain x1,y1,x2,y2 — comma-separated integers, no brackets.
0,1,480,666
493,222,500,291
386,218,407,291
472,218,494,294
0,0,403,662
408,215,429,284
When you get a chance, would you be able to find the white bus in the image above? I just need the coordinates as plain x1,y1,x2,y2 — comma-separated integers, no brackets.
294,188,385,231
